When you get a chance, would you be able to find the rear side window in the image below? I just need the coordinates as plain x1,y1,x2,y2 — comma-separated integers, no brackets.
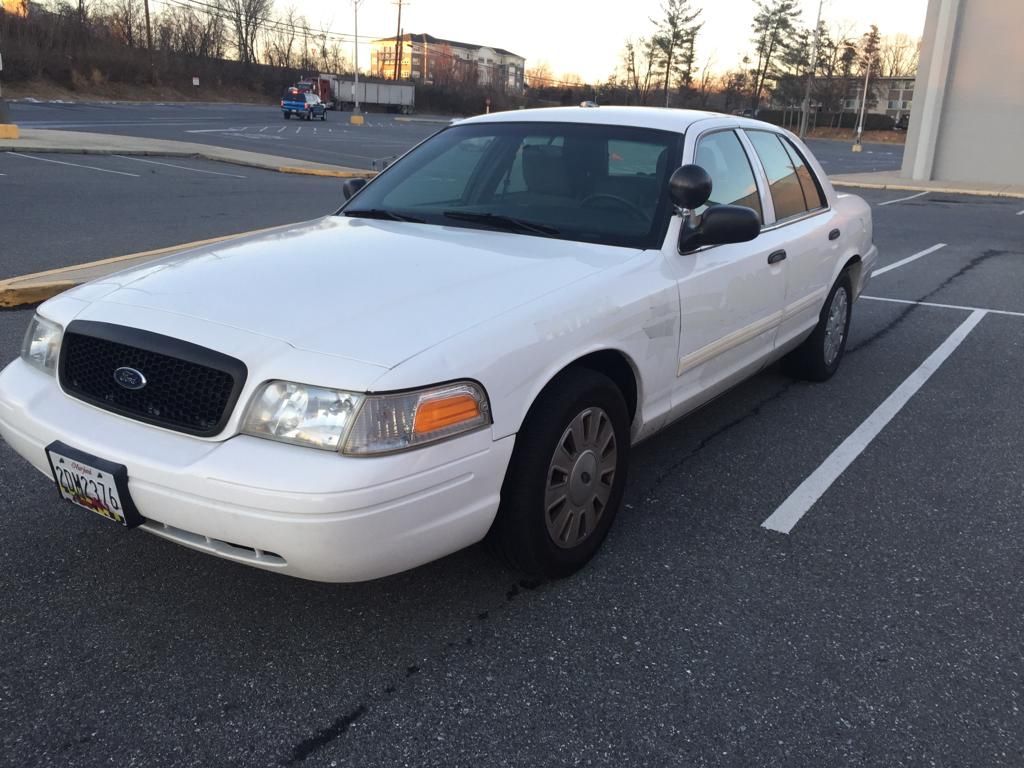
780,137,826,210
746,130,813,221
693,130,763,221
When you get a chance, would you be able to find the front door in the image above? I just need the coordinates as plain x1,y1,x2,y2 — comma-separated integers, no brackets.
669,127,788,416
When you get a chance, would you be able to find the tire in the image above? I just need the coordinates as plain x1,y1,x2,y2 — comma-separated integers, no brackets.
283,112,291,120
784,269,853,382
490,368,631,579
321,112,327,122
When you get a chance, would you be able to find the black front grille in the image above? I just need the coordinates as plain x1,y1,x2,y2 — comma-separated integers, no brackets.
59,321,247,437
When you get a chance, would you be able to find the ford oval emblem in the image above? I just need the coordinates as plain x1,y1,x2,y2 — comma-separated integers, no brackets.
113,367,147,391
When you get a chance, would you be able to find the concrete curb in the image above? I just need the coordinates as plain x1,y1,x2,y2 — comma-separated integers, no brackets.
0,128,368,178
831,178,1024,199
0,227,279,308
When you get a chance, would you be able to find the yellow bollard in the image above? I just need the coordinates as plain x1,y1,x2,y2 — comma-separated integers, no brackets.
350,114,364,126
0,124,19,139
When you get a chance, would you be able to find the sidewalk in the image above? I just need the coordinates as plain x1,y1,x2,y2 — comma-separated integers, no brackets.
0,128,367,178
831,171,1024,199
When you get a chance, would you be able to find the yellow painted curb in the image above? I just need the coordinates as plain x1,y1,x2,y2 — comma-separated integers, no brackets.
277,166,374,179
0,124,19,140
350,114,365,126
0,227,280,308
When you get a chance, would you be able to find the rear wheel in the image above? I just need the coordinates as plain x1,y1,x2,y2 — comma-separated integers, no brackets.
283,112,291,119
490,368,630,579
784,269,853,381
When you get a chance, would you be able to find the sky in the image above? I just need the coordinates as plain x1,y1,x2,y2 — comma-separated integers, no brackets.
294,0,929,82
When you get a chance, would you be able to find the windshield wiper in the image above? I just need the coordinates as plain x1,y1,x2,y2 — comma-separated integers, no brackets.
442,211,560,236
344,208,425,223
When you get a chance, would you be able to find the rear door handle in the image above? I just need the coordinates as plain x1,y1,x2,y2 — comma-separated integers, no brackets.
829,228,841,241
767,250,787,265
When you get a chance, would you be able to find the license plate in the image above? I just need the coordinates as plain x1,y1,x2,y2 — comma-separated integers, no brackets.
46,441,142,528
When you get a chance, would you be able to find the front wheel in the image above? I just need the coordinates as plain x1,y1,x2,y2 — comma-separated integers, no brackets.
784,269,853,381
490,368,630,579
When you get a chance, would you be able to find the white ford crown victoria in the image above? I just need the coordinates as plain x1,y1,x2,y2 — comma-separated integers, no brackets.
0,106,877,582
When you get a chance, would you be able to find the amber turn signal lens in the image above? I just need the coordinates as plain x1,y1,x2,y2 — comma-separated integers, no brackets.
413,393,481,435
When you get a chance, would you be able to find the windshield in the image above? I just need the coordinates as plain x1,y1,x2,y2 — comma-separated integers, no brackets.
341,121,684,249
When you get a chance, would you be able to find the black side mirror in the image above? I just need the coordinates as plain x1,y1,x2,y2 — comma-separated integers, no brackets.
342,178,369,201
669,165,712,210
678,205,761,253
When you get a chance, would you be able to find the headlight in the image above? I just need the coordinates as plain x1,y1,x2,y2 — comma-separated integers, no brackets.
344,381,491,455
241,379,491,455
241,381,364,450
21,314,63,375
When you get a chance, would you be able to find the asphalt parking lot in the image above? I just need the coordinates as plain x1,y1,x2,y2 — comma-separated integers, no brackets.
1,186,1022,766
8,101,902,174
0,151,345,278
9,101,443,171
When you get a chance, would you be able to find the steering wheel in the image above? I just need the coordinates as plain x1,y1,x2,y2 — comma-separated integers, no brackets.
579,193,650,222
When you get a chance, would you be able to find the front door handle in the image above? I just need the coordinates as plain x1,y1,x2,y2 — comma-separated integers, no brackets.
767,250,787,265
829,228,841,241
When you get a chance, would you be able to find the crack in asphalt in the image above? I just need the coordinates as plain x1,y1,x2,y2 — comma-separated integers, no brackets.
286,704,367,765
848,249,1010,354
280,577,545,764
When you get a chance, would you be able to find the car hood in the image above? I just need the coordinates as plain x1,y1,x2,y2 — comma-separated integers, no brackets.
79,216,632,369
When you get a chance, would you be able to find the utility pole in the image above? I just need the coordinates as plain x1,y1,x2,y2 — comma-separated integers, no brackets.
798,0,824,139
143,0,154,81
852,63,870,152
392,0,404,80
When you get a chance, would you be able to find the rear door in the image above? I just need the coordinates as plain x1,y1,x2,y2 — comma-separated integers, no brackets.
742,129,839,350
669,124,788,415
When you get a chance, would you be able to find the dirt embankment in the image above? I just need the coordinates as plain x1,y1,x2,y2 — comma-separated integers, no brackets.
806,127,907,144
4,78,272,105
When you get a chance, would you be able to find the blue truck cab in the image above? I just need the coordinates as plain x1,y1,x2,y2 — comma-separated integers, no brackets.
281,89,326,121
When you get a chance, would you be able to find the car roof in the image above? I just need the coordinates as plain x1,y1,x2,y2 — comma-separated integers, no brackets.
456,105,762,134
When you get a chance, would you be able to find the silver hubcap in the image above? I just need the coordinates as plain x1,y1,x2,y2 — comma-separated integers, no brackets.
544,407,618,549
824,286,849,366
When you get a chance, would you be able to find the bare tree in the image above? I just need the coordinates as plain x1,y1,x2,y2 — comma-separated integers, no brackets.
224,0,271,65
622,37,659,105
105,0,144,47
879,33,919,77
525,61,554,88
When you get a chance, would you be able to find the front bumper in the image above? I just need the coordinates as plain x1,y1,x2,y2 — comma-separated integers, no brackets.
0,359,515,582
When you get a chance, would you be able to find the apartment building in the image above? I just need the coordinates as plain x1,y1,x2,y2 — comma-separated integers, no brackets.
370,33,525,93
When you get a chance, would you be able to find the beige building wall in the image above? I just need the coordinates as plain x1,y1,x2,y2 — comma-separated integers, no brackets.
902,0,1024,185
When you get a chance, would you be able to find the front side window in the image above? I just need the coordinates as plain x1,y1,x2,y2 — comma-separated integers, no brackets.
342,122,683,249
693,130,763,221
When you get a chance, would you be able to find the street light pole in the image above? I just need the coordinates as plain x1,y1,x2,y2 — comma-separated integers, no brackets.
352,0,363,114
853,63,870,152
798,0,824,139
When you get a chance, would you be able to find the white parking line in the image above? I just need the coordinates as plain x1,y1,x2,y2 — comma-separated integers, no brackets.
112,155,246,178
6,151,141,177
861,295,1024,319
877,191,929,206
277,126,286,133
1016,209,1024,216
258,126,268,132
872,243,946,276
762,309,987,534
